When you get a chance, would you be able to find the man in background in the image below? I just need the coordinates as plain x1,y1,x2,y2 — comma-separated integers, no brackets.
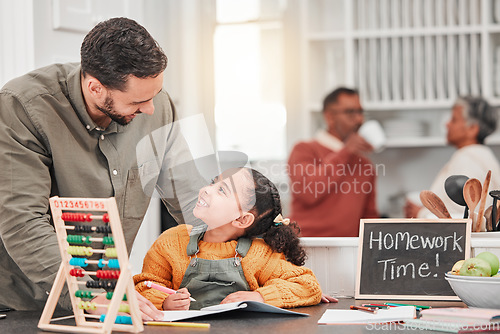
405,96,500,219
287,87,379,237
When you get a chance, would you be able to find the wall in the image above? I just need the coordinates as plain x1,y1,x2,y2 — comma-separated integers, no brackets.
0,0,34,86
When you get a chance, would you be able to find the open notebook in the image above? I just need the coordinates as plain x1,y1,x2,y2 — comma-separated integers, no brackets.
318,306,416,324
159,301,309,322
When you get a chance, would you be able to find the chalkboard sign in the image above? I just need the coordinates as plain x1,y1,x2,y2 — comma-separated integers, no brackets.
355,219,471,300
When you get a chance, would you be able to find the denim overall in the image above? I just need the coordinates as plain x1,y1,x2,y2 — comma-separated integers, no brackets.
179,232,252,310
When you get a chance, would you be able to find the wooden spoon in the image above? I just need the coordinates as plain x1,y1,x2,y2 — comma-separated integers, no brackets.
419,190,452,219
476,170,492,232
463,178,482,231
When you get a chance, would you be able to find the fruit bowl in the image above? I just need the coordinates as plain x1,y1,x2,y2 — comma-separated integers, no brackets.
445,272,500,309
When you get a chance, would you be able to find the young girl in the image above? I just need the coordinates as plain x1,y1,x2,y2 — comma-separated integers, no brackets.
134,167,322,310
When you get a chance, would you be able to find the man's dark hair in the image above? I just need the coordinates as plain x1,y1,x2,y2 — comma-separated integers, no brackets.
80,17,168,91
322,87,359,112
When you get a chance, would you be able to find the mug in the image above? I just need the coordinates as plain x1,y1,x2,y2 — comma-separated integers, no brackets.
358,120,386,152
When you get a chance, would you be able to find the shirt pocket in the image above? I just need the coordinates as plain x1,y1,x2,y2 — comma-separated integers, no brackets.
123,160,160,219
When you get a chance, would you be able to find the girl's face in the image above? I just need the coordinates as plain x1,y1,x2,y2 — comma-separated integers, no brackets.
193,169,255,229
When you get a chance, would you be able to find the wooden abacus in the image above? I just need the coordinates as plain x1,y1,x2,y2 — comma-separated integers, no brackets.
38,197,143,334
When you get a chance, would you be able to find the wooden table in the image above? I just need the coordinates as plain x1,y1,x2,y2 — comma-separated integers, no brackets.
1,298,466,334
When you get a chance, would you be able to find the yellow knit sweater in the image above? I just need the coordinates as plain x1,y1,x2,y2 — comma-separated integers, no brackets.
134,225,322,310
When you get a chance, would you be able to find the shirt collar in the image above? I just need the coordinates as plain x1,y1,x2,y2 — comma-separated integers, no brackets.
315,129,345,152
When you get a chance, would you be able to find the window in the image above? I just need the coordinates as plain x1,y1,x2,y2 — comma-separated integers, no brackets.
214,0,286,160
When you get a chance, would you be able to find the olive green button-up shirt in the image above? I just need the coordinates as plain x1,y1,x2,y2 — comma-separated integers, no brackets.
0,63,201,310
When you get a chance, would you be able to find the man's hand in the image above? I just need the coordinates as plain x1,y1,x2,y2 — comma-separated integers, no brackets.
162,288,191,310
344,133,374,156
88,291,164,321
220,291,264,304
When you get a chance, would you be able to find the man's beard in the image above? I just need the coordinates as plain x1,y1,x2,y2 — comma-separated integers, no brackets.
96,96,134,126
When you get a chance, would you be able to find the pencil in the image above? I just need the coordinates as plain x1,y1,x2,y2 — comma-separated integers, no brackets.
145,281,196,301
385,302,431,309
350,305,377,313
145,321,210,328
361,304,389,309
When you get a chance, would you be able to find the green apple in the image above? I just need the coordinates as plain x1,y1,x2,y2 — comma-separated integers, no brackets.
459,257,492,277
476,251,500,276
451,260,465,274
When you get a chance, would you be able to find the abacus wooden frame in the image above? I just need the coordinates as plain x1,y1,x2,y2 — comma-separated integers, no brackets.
38,196,143,334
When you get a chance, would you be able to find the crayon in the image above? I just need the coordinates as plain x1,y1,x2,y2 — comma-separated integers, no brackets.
361,304,389,309
384,302,431,309
350,305,377,313
145,281,196,302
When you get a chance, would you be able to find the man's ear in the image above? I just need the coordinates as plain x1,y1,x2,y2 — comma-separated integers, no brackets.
232,212,255,229
86,76,105,98
468,123,480,142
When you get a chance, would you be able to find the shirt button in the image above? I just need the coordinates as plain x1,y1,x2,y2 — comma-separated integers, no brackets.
86,125,91,130
112,170,118,176
100,135,105,140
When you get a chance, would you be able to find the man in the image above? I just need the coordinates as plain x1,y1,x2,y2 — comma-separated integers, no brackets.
405,96,500,219
0,18,201,320
287,87,379,237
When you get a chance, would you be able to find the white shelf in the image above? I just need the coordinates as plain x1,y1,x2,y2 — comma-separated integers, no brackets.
352,26,484,39
309,100,456,112
383,135,500,149
385,137,445,148
308,26,492,41
301,0,500,149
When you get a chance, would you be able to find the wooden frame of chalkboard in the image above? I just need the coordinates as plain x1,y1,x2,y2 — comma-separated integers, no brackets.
355,219,471,300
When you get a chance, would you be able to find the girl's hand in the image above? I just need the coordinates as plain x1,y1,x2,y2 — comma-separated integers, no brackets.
220,291,264,304
135,291,164,321
162,288,191,310
320,293,339,303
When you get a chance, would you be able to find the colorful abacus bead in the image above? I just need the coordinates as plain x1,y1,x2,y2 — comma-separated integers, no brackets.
67,246,93,256
107,259,119,269
105,292,127,301
95,225,112,234
104,248,117,258
118,304,130,313
85,280,99,289
86,280,117,290
78,301,97,311
62,213,92,222
67,235,91,245
96,270,120,279
102,236,114,245
75,290,93,299
73,225,93,233
103,281,116,289
102,213,109,223
99,315,133,325
98,259,120,269
69,257,88,267
70,268,85,277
